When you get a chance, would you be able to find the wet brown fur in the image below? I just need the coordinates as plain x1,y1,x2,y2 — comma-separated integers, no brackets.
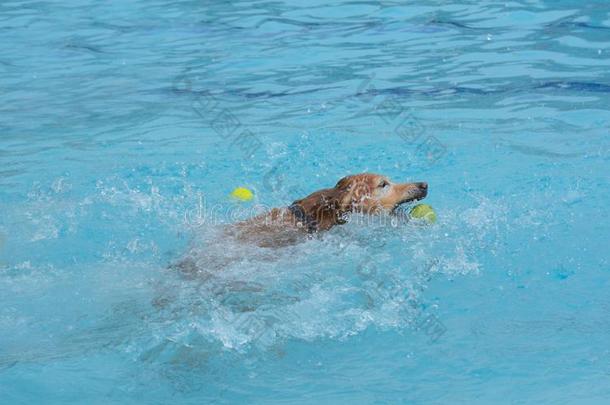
230,173,428,247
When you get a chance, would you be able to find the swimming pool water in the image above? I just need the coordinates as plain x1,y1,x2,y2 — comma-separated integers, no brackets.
1,0,610,403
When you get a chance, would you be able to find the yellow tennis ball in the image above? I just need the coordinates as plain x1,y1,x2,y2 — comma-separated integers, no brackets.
230,187,253,201
410,204,437,223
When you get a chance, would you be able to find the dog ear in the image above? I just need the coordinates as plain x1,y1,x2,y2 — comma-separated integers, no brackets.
334,175,371,212
335,175,352,191
293,187,349,230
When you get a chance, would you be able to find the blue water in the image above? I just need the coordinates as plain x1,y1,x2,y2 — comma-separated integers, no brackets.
1,0,610,403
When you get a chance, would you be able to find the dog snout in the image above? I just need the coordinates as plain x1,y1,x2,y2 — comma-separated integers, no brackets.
413,182,428,199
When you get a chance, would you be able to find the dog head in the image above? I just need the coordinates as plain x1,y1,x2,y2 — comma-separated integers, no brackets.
291,173,428,231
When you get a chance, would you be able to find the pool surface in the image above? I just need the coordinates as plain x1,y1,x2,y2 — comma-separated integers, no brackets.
1,0,610,403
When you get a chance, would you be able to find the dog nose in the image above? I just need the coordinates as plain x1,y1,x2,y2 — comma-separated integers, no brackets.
418,182,428,190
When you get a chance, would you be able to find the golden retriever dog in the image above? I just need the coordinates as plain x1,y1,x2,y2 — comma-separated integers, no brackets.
168,173,427,282
228,173,428,247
